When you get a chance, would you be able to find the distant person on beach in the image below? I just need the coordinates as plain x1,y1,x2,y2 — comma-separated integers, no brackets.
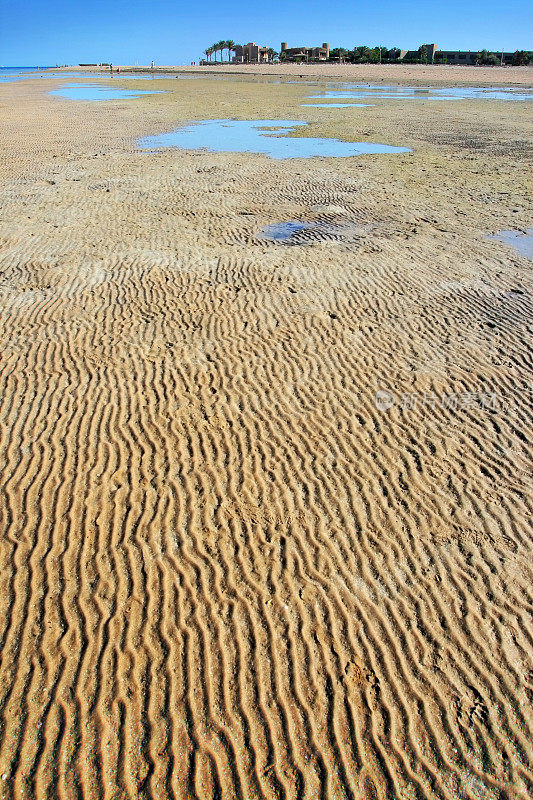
151,61,154,69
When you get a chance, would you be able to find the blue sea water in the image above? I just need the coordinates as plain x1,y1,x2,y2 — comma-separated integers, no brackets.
0,67,193,84
0,66,54,82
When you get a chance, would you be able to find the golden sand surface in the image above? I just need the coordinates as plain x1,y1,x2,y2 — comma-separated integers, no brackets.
0,75,532,800
66,63,533,87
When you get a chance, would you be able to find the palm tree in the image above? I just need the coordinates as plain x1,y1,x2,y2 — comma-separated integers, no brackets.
226,40,235,63
267,48,278,63
203,48,211,63
215,41,224,63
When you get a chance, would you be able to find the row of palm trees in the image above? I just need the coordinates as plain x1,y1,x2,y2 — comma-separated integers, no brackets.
204,40,236,64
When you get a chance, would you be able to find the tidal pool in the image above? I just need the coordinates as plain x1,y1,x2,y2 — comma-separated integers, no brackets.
258,222,311,241
137,119,411,159
304,103,374,108
307,85,533,102
257,219,371,243
488,229,533,259
49,83,165,101
89,72,198,80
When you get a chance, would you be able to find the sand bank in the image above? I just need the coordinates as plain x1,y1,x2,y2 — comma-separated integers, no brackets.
61,61,533,86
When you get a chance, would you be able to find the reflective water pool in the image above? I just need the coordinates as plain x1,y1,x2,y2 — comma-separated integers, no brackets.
75,72,198,80
304,103,374,108
257,222,311,240
257,219,371,243
49,83,165,101
307,85,533,102
488,229,533,258
137,119,411,159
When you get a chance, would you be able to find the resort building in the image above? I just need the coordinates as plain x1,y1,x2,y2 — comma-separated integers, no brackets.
280,42,330,62
233,43,269,63
399,43,438,61
399,44,515,64
434,49,514,64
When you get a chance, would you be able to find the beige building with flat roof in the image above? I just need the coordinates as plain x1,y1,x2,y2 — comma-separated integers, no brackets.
233,43,269,64
280,42,330,62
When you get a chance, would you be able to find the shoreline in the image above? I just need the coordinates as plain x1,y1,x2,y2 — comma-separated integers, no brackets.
53,62,533,86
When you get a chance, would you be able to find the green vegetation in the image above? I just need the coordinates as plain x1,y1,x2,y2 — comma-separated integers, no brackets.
201,41,533,66
203,40,237,64
476,49,500,65
512,50,533,65
201,41,278,64
225,40,235,62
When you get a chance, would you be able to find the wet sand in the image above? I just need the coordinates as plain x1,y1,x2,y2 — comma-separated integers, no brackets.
65,62,533,86
0,74,532,799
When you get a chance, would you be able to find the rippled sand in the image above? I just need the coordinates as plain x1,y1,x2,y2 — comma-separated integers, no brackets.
0,74,531,800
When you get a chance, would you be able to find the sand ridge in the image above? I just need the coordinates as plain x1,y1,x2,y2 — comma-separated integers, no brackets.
0,75,531,799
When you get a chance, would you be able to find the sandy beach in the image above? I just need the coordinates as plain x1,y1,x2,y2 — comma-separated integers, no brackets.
0,71,531,799
67,62,533,86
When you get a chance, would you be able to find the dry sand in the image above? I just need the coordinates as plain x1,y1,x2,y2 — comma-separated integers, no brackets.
0,74,532,799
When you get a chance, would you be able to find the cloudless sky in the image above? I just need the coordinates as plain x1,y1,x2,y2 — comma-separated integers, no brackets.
1,0,532,66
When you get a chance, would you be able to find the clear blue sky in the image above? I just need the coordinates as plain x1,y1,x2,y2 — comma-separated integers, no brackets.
2,0,532,66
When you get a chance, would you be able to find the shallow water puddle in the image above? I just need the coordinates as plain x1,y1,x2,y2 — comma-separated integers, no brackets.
257,222,311,240
307,85,533,102
257,219,371,243
304,103,374,108
50,83,165,101
137,119,411,159
309,90,415,100
74,73,198,81
488,229,533,258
